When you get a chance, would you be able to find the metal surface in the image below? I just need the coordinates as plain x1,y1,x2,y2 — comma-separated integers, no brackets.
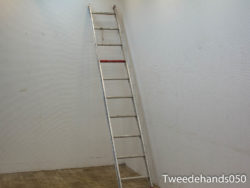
113,135,141,138
106,96,133,99
121,176,149,181
88,6,122,188
89,5,153,188
92,12,115,15
117,155,145,159
103,78,129,80
95,27,119,30
97,43,122,46
113,5,154,187
110,115,137,118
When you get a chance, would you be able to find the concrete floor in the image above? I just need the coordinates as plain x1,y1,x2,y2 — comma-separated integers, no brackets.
0,164,159,188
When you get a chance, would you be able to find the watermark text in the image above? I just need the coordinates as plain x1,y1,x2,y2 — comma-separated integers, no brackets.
162,174,247,184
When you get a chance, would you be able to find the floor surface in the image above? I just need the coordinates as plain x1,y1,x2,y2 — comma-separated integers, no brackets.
0,164,159,188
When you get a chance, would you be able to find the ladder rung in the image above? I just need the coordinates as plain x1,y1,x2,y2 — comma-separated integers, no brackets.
95,27,119,30
110,115,137,118
117,155,145,159
92,12,115,15
106,96,133,99
100,60,126,63
103,78,129,80
97,43,122,46
113,135,140,138
121,176,149,181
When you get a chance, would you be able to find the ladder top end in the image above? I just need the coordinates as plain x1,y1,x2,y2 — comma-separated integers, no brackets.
88,5,92,12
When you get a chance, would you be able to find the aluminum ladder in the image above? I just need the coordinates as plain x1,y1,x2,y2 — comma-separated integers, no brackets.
88,5,154,188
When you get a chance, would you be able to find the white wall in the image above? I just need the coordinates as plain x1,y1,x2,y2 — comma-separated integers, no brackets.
120,0,250,187
0,0,128,173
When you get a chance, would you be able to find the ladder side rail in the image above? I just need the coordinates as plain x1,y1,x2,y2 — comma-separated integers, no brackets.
113,5,154,188
88,5,123,188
